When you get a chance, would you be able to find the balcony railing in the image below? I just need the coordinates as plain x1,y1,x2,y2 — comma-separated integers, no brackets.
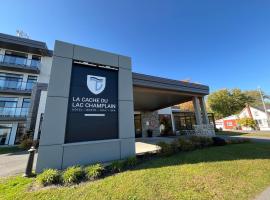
0,107,29,117
0,54,40,70
0,79,36,92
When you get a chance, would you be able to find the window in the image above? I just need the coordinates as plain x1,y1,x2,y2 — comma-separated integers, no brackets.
15,123,26,144
21,98,31,116
4,51,27,66
0,73,23,90
0,97,18,116
26,76,37,90
227,121,233,126
256,120,262,125
30,55,41,68
0,124,12,145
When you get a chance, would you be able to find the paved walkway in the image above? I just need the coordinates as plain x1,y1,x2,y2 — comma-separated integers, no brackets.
0,138,173,177
255,186,270,200
0,151,37,177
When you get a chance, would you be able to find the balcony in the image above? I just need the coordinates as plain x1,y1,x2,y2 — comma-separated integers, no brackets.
0,54,40,74
0,79,35,95
0,107,29,121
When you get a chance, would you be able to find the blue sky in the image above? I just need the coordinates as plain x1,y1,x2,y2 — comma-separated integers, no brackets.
1,0,270,93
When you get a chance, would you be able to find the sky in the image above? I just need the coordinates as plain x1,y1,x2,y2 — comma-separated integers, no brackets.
1,0,270,94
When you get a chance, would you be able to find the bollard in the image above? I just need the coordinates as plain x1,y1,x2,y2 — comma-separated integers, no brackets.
23,146,36,177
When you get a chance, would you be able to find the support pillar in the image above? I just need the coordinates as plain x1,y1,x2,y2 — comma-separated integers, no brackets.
192,97,202,125
199,97,209,124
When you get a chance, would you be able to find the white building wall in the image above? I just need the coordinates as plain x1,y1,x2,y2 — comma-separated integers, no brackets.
250,107,270,130
34,91,48,140
38,56,53,84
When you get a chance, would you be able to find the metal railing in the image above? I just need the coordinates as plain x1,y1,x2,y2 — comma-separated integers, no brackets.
0,79,36,91
0,54,40,70
0,107,29,117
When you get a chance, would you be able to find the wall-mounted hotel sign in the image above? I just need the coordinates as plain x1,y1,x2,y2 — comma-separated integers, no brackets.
65,62,119,143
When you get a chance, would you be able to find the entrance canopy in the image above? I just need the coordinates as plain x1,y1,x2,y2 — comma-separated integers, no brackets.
132,73,209,111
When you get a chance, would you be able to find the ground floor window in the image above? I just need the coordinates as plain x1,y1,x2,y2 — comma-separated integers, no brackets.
173,112,196,130
0,124,12,145
15,123,26,144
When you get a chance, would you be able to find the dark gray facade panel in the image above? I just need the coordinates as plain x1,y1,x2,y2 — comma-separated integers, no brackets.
73,45,119,67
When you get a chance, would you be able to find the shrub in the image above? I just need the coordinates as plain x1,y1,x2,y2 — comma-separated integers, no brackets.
190,136,214,148
239,117,257,129
62,166,85,184
109,160,126,173
19,134,33,150
178,138,195,151
189,136,203,148
36,169,61,186
157,142,174,156
170,140,179,153
85,164,104,180
212,137,226,146
124,156,138,168
227,138,250,144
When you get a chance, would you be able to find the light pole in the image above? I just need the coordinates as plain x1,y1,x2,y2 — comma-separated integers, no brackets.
258,87,270,126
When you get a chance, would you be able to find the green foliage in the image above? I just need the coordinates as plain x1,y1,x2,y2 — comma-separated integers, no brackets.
157,141,175,156
36,169,61,186
226,138,250,144
177,138,196,151
189,136,213,148
19,134,33,150
109,160,126,173
62,166,85,184
1,143,270,200
207,89,254,119
238,117,257,129
84,164,104,180
124,156,138,168
244,90,270,108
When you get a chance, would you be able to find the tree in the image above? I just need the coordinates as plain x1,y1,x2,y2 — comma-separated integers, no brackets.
207,89,254,119
244,90,270,108
179,101,194,112
238,117,257,129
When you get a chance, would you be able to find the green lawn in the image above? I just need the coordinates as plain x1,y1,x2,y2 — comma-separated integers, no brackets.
216,131,270,138
1,143,270,200
0,146,22,155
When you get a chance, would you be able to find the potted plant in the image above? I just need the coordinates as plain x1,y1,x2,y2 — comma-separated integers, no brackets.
147,129,153,137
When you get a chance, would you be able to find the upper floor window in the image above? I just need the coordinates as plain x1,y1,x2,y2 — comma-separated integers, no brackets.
0,73,23,90
3,51,27,66
0,97,18,108
26,76,37,90
30,55,41,68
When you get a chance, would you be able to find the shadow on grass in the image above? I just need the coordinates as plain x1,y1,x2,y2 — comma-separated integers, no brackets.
134,143,270,171
0,147,26,155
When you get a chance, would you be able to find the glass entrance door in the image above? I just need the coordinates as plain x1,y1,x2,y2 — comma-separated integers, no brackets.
134,114,142,138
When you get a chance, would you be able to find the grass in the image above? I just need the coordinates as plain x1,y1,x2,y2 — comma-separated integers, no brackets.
216,131,270,138
0,146,22,155
1,143,270,200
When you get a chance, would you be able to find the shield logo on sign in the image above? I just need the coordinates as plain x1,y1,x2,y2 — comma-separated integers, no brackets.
87,75,106,95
